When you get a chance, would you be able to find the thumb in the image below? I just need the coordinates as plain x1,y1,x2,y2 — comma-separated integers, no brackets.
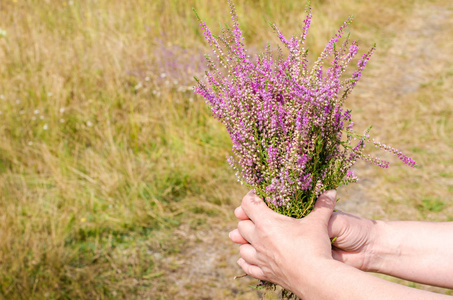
241,190,274,222
309,190,337,225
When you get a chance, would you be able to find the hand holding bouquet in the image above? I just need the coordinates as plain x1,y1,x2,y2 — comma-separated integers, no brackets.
193,0,415,297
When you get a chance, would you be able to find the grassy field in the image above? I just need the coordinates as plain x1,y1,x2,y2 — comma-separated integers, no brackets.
0,0,452,299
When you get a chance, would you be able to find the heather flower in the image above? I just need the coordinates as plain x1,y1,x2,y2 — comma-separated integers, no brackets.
194,1,415,218
193,2,415,296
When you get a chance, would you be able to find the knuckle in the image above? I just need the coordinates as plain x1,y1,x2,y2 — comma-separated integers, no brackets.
253,220,264,231
257,267,268,281
239,244,248,256
243,265,254,277
241,193,252,206
237,220,247,232
255,218,270,231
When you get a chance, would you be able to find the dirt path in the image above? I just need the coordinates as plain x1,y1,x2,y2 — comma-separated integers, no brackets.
154,3,452,299
338,1,452,218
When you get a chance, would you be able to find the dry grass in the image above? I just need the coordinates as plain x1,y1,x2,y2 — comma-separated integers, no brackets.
0,0,452,299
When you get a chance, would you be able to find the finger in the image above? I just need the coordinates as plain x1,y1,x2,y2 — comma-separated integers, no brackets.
331,248,346,263
308,190,337,225
331,248,363,270
241,190,273,222
239,244,260,266
229,229,249,244
234,206,249,220
237,219,255,244
328,210,347,239
237,258,265,280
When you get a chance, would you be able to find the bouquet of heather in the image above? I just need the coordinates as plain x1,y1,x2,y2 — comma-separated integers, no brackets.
193,0,415,297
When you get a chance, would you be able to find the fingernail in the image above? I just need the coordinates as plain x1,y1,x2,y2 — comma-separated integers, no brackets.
246,189,257,197
228,231,233,239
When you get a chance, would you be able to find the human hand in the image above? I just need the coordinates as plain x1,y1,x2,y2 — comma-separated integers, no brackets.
229,190,338,293
230,191,381,274
328,210,380,272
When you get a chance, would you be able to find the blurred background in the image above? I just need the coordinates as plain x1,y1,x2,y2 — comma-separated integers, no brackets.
0,0,452,298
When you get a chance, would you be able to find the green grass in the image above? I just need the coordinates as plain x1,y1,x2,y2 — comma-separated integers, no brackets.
419,198,446,213
0,0,452,298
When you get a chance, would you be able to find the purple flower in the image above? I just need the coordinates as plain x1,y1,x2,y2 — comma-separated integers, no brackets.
193,0,415,218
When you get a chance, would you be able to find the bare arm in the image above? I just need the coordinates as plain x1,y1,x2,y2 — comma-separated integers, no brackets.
286,259,451,300
364,220,453,288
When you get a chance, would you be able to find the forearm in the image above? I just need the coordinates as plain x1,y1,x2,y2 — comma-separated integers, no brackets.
292,260,451,300
369,221,453,288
